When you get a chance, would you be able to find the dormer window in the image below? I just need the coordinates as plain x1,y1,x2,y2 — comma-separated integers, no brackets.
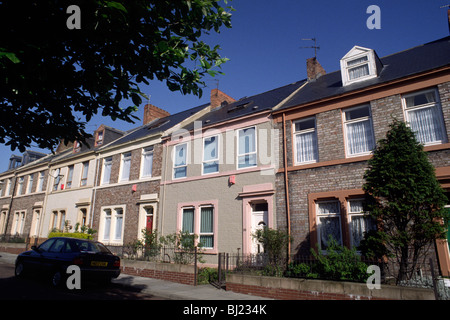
95,130,104,146
73,141,81,153
340,46,382,86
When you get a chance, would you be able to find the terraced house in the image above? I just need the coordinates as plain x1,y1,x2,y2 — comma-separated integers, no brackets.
272,36,450,276
92,103,210,246
159,85,304,264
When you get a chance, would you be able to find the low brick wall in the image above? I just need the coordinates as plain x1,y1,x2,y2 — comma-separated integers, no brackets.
226,274,435,300
0,243,27,254
121,259,197,286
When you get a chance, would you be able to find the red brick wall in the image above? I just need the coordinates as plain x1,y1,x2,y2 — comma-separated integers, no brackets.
121,266,196,286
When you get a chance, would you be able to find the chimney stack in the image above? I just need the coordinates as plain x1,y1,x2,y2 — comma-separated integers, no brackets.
143,104,170,125
306,57,326,81
210,89,236,109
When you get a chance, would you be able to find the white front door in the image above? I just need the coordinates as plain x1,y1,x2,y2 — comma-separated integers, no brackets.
251,207,268,254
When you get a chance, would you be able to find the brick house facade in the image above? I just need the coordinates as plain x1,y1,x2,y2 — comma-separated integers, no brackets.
273,37,450,275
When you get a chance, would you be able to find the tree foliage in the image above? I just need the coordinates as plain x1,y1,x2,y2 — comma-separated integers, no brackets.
0,0,233,151
361,119,448,281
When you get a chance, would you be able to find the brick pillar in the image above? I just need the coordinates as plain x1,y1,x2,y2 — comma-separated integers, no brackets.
306,57,326,81
143,104,170,125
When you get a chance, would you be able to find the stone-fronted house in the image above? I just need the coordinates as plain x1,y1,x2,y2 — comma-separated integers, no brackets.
92,103,210,246
272,36,450,275
159,85,304,263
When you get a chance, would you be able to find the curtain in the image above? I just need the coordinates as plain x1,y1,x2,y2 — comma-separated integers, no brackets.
182,208,194,234
346,119,374,155
319,217,342,249
295,131,317,163
103,158,111,183
408,106,443,144
142,151,153,177
200,207,214,248
121,154,131,180
348,64,369,80
351,216,375,248
114,209,123,240
103,211,111,240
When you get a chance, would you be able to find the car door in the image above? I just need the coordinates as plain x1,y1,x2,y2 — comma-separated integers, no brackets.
23,238,56,273
41,238,67,273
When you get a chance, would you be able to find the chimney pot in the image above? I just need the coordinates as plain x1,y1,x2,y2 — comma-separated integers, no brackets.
307,57,326,81
143,104,170,125
210,89,236,109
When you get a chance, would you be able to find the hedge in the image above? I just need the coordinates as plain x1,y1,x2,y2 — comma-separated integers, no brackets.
48,232,93,240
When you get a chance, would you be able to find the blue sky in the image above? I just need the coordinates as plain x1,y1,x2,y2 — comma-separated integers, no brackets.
1,0,450,170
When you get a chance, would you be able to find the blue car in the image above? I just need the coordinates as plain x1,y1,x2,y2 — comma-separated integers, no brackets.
15,237,121,287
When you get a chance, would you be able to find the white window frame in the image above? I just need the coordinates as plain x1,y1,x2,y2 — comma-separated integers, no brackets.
0,210,8,234
402,88,447,146
343,104,375,157
199,205,215,249
119,152,132,182
17,177,24,195
140,147,154,178
293,117,319,165
236,126,257,169
99,205,126,245
11,210,26,235
36,171,45,192
173,142,188,179
202,135,219,175
101,157,113,185
316,200,343,252
340,50,378,86
30,209,41,237
26,174,34,194
80,161,89,187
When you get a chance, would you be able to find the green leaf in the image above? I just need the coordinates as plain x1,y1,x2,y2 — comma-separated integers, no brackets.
106,1,127,13
0,52,20,63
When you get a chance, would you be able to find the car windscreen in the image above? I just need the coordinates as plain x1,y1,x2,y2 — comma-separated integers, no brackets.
71,239,111,254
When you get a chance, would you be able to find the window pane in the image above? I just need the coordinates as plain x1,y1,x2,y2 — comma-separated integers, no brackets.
175,144,187,166
348,64,369,80
346,119,374,154
238,127,256,154
408,106,444,144
182,208,194,234
238,154,257,169
351,216,376,248
319,217,342,249
203,161,219,174
103,210,111,240
121,153,131,181
200,235,214,248
114,209,123,240
200,207,213,233
347,56,368,67
174,167,187,179
295,131,318,163
318,201,340,215
142,149,153,177
295,118,315,132
204,136,218,161
405,91,436,108
103,157,112,183
345,106,370,121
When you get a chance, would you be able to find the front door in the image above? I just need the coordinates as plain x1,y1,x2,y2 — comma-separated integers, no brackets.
250,203,268,254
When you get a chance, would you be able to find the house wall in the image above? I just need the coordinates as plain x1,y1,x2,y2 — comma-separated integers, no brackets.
160,116,278,263
275,80,450,263
92,142,163,246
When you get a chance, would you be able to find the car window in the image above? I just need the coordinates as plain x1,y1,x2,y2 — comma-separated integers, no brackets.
73,240,111,253
38,239,56,252
48,239,65,253
64,240,77,253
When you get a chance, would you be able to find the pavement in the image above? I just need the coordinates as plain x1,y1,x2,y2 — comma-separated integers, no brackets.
0,251,271,300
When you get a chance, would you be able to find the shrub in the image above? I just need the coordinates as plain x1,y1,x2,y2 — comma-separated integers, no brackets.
48,232,92,240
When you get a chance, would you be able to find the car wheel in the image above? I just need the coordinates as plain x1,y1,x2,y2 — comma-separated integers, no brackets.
51,270,64,288
14,262,25,278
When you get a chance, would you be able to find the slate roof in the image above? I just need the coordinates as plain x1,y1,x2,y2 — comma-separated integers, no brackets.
276,36,450,111
181,80,306,131
103,103,209,147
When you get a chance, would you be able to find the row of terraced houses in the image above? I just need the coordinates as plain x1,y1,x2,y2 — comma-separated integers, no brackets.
1,36,449,275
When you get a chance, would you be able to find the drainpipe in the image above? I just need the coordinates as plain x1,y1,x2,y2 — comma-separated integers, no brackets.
282,113,291,259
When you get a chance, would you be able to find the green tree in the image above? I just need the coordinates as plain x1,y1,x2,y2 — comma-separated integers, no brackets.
0,0,233,152
362,119,448,282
